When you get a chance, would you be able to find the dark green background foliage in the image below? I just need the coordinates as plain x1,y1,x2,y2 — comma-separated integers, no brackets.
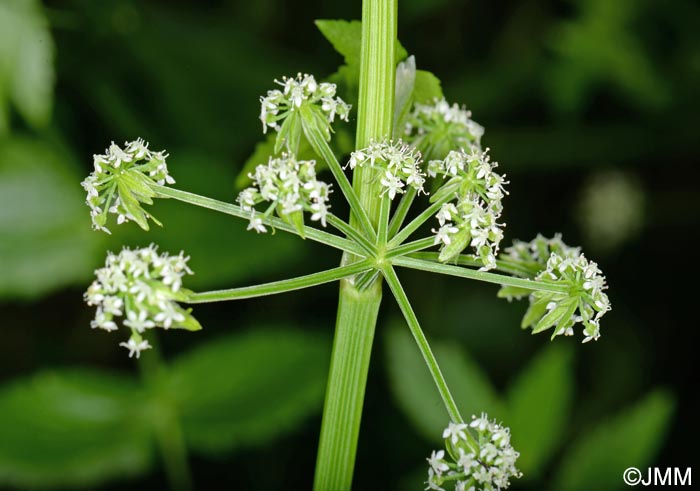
0,0,697,489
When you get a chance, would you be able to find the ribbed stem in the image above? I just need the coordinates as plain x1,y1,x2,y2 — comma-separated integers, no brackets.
313,0,397,489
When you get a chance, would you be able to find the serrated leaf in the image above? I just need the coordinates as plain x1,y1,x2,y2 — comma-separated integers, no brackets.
0,369,153,489
506,344,574,477
553,390,675,491
167,328,329,453
315,19,407,68
385,324,502,441
0,137,103,299
413,70,443,104
0,0,54,131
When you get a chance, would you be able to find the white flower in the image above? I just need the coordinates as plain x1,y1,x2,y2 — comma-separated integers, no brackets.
427,450,450,475
85,245,200,357
119,337,152,358
238,154,331,233
405,98,484,161
82,139,174,233
428,415,521,491
443,422,468,445
431,149,507,268
347,139,426,198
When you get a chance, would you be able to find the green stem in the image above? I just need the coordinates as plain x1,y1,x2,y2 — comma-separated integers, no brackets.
314,0,397,488
381,266,478,452
387,186,417,237
391,256,568,293
188,261,372,303
326,214,377,256
409,252,537,277
385,236,435,259
152,184,366,257
388,182,457,246
377,195,391,246
301,112,376,240
314,280,382,490
138,338,193,491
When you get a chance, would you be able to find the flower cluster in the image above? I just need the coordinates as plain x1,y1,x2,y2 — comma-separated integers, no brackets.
405,98,484,160
346,139,426,199
430,148,508,269
84,245,201,358
497,235,610,343
259,73,351,152
238,154,331,234
81,139,174,234
426,415,522,491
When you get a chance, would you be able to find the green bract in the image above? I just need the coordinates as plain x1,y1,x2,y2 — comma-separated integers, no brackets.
81,139,174,233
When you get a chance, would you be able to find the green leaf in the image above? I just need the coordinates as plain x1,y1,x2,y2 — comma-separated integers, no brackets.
117,181,150,231
0,369,153,489
553,390,675,491
506,344,574,477
497,285,531,300
315,19,407,68
0,0,54,131
413,70,443,104
167,327,330,453
0,137,103,299
385,324,502,441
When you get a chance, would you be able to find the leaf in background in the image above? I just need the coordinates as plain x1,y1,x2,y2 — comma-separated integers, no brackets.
547,0,669,114
0,137,103,299
113,150,307,290
413,70,443,104
167,327,329,453
0,369,153,489
315,19,408,68
552,390,675,491
506,343,574,477
0,0,54,132
385,324,503,442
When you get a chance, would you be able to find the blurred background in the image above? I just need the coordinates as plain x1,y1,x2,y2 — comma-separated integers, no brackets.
0,0,698,489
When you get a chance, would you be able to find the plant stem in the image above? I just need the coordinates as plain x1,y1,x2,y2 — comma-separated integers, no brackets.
391,256,568,293
327,214,377,256
314,280,382,490
409,251,537,277
388,182,457,246
385,236,435,259
188,261,372,303
301,113,376,240
152,184,366,257
381,266,478,452
314,0,397,489
388,186,417,237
